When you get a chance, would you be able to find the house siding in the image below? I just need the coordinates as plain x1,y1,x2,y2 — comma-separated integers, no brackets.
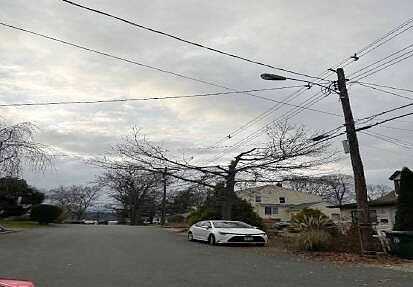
238,185,339,222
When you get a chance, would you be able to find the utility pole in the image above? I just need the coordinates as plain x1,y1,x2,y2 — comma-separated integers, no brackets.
160,167,167,225
336,68,373,254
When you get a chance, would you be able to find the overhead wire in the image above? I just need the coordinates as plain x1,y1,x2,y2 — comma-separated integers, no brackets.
350,51,413,82
349,42,413,78
203,16,413,162
0,86,307,108
61,0,326,81
0,22,311,108
355,82,413,102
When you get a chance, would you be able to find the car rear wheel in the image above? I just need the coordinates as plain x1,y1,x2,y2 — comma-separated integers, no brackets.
208,234,216,245
188,232,194,241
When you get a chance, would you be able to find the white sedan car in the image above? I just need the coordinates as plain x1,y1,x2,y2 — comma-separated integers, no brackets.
188,220,267,245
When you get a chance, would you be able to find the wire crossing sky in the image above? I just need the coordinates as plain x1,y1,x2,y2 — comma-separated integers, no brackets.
0,0,412,188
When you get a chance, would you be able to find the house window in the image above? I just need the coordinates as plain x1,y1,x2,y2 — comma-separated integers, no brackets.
380,218,389,224
351,210,378,224
255,195,262,203
264,206,278,215
279,197,286,204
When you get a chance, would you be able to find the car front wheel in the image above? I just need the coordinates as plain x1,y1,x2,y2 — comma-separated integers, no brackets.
208,234,216,245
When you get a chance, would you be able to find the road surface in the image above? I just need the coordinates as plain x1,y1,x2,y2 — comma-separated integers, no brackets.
0,225,411,287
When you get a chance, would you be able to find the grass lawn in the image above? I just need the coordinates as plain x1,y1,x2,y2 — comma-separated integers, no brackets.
0,219,42,229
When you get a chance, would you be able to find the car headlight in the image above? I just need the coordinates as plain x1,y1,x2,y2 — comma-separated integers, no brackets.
218,231,230,235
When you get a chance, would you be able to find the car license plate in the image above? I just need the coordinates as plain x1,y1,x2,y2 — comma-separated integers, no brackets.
244,236,253,241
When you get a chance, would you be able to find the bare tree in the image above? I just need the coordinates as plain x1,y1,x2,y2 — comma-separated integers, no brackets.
98,168,161,225
49,185,100,220
0,121,52,177
94,121,336,219
288,176,329,196
289,174,355,206
367,184,392,200
320,174,354,206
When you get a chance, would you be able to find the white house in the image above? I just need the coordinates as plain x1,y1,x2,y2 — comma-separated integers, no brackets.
238,184,340,224
334,170,401,233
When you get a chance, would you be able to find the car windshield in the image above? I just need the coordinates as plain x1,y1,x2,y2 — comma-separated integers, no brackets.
212,221,252,228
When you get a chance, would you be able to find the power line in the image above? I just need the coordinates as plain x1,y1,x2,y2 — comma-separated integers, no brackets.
357,17,413,56
379,125,413,133
206,89,336,163
312,110,413,144
202,17,413,160
62,0,325,81
0,86,305,108
353,81,413,94
359,111,413,129
350,51,413,82
197,16,413,156
361,131,413,150
208,16,413,163
356,82,413,102
357,23,413,58
349,42,413,78
0,22,309,107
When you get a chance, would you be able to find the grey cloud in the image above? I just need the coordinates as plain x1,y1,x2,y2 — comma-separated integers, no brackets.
0,0,412,189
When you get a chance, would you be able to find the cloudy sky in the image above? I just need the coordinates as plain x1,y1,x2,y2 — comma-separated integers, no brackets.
1,0,412,190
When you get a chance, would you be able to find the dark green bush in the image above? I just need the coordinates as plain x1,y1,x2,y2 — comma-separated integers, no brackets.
394,167,413,231
30,204,62,224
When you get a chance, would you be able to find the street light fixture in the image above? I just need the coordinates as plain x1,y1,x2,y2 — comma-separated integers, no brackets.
260,73,287,81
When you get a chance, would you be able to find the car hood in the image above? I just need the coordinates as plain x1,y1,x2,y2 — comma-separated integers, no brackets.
215,228,265,235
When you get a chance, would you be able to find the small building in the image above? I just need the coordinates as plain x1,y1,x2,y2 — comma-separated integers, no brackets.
238,184,340,225
336,191,397,233
334,170,402,233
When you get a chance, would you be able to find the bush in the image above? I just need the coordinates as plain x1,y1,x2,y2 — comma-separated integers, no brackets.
187,208,220,226
291,208,328,223
296,230,332,251
30,204,62,224
394,167,413,231
291,209,335,251
291,209,332,232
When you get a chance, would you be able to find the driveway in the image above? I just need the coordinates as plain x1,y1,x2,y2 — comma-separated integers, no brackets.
0,225,412,287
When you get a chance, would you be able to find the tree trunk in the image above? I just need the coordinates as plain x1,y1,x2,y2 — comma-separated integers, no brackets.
222,161,237,220
130,205,137,225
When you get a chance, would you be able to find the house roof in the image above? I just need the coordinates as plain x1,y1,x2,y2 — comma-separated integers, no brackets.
289,201,323,211
241,184,294,193
335,191,397,209
389,170,401,181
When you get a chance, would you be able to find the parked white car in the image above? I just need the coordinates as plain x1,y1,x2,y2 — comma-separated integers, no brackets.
188,220,267,245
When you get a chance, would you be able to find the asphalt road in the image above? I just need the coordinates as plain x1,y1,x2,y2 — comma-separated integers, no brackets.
0,225,412,287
